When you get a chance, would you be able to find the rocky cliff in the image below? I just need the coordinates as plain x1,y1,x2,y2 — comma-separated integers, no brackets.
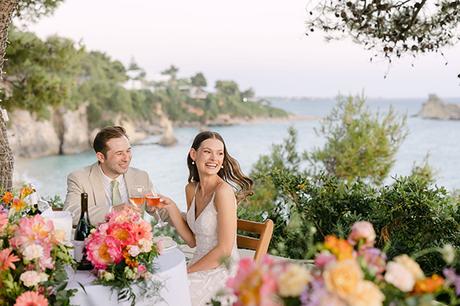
7,105,173,158
418,95,460,120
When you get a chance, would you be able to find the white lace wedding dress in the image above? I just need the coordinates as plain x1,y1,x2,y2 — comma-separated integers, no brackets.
186,192,239,306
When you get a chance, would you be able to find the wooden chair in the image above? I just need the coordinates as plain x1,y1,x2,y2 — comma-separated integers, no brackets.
237,219,274,263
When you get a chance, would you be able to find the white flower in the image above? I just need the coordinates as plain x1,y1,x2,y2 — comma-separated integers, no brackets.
384,262,415,292
441,244,456,264
99,271,115,281
128,245,141,257
278,264,311,297
22,244,44,261
393,255,424,280
20,271,48,287
139,238,152,253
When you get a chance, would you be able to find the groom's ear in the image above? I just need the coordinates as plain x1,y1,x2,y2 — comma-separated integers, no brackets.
96,152,105,163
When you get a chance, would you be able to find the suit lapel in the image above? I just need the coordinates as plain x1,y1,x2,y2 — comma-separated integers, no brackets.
88,163,107,208
124,168,135,198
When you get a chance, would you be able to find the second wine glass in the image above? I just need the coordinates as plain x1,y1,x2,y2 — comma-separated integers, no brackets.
145,190,167,228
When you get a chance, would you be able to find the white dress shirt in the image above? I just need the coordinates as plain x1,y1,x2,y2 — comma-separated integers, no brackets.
98,165,129,206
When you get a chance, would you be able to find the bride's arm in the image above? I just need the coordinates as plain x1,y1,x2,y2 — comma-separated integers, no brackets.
160,184,196,247
187,184,237,273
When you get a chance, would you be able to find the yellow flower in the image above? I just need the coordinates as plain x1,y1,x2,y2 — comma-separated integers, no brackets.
278,264,311,297
394,255,424,280
324,259,363,300
20,186,34,199
347,280,384,306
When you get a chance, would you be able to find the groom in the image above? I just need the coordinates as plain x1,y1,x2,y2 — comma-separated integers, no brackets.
64,126,168,226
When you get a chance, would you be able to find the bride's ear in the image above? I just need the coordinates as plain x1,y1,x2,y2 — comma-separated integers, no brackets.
189,149,196,162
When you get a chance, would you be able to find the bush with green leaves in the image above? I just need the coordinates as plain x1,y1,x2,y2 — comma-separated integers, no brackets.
307,94,407,185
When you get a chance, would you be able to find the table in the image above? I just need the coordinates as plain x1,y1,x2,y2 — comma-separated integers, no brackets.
67,246,192,306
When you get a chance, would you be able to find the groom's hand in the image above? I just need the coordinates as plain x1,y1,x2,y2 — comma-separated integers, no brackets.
113,202,140,213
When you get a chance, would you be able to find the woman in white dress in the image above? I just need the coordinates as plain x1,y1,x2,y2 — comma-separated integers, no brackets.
160,131,253,306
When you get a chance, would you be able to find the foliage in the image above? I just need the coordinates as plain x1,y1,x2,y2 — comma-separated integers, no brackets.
306,0,460,63
15,0,64,22
85,209,162,306
190,72,207,87
0,187,76,305
307,94,407,185
241,113,458,274
3,28,287,127
1,27,84,118
213,221,460,306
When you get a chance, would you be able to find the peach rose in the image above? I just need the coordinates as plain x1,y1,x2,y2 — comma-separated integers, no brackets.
384,261,415,292
347,280,384,306
348,221,376,247
324,259,363,300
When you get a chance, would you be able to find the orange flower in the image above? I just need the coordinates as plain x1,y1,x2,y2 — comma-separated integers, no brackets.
324,235,353,261
14,291,48,306
11,198,26,211
2,191,14,204
0,248,20,271
413,274,444,294
125,256,139,268
20,186,34,199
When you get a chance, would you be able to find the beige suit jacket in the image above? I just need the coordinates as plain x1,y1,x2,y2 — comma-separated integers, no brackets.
64,163,167,226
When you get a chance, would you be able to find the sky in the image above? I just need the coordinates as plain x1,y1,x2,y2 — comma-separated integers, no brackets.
21,0,460,99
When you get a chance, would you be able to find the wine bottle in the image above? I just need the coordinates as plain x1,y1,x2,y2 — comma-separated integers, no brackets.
75,192,93,270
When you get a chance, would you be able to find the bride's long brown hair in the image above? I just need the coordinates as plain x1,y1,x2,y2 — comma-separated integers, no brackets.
187,131,253,203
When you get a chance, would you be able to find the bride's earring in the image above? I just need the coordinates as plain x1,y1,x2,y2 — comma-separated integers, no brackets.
192,161,195,165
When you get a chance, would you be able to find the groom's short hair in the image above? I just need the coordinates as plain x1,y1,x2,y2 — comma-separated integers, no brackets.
93,126,129,157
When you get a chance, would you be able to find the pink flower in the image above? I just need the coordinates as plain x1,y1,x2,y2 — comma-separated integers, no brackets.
10,215,55,248
86,233,122,269
359,247,386,276
227,257,280,306
0,211,8,233
20,270,49,287
14,291,48,306
314,251,336,269
107,222,136,248
0,248,20,271
348,221,376,247
132,221,152,242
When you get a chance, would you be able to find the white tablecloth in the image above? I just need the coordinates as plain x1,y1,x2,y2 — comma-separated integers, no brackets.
67,246,192,306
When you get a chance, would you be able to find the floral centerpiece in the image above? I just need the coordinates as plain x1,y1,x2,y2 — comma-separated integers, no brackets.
0,187,75,306
216,221,460,306
84,208,163,305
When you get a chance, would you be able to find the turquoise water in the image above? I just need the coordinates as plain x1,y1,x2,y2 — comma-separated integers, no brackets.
14,97,460,210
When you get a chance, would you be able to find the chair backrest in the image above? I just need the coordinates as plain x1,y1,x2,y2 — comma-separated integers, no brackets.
237,219,274,263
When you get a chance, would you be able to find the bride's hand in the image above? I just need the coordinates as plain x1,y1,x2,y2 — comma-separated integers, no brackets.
159,194,176,211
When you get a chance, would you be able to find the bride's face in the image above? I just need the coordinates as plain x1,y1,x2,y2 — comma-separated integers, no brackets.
191,138,225,176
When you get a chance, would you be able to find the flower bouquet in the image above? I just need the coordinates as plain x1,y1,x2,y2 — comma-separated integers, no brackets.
0,189,76,306
217,221,460,306
84,208,162,305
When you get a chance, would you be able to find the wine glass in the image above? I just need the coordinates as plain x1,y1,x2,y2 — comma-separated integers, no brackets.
129,185,146,212
145,189,167,228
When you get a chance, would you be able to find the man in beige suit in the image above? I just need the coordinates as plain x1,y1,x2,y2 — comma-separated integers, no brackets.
64,126,164,226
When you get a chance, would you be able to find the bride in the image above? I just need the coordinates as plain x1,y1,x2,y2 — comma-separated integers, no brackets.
160,131,253,306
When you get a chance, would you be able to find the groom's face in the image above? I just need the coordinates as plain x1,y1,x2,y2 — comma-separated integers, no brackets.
97,136,132,178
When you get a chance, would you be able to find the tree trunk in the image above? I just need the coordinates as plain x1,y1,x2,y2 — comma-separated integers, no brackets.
0,0,19,191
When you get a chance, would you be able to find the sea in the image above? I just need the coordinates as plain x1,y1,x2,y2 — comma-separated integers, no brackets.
14,97,460,210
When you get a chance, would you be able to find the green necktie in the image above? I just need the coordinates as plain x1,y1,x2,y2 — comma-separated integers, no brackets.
111,180,122,206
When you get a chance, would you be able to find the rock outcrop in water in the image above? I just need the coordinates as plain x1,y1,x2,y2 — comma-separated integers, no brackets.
418,94,460,120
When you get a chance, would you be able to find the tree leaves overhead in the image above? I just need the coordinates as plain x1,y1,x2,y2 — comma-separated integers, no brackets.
306,0,460,62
